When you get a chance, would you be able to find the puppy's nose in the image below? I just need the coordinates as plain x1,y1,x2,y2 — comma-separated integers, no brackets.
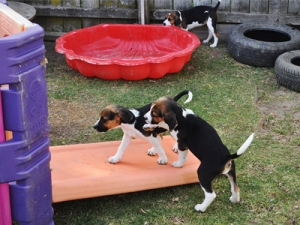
163,23,166,26
93,124,97,129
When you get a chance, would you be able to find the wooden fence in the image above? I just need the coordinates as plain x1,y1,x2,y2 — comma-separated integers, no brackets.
7,0,300,41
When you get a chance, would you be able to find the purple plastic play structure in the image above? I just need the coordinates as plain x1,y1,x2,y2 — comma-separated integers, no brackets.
0,0,10,219
0,90,11,225
0,5,54,224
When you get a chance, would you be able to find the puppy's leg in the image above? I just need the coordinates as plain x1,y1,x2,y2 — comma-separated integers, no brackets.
148,136,168,165
147,147,156,156
209,31,218,48
203,17,218,47
172,149,188,167
155,145,168,165
194,166,217,212
202,29,213,44
147,134,162,156
108,133,131,163
172,137,188,167
209,17,218,47
170,130,179,153
172,143,179,153
195,186,216,212
225,162,240,203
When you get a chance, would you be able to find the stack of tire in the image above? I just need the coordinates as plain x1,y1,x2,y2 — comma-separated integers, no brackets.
228,23,300,92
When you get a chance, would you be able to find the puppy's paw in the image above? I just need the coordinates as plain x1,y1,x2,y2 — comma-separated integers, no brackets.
194,204,206,212
172,161,184,168
229,194,240,203
210,43,217,48
172,143,179,153
143,124,155,131
108,156,121,164
147,147,157,156
157,157,168,165
202,39,209,44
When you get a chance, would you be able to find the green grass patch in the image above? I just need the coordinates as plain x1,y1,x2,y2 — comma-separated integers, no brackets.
46,42,300,225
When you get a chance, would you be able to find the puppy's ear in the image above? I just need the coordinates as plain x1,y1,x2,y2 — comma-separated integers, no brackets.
164,112,177,130
174,17,181,27
174,12,181,26
117,108,134,123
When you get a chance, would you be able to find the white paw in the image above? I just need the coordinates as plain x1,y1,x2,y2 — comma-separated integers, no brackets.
147,147,156,156
210,43,217,48
108,155,120,164
202,39,209,44
172,161,184,168
157,157,168,165
194,204,207,212
143,124,156,131
172,143,179,153
229,194,240,203
143,124,151,129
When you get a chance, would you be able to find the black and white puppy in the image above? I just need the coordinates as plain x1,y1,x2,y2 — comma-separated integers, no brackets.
93,90,193,165
143,96,254,212
163,0,221,47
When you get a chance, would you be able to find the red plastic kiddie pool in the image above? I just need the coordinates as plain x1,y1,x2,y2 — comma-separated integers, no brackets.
55,24,200,80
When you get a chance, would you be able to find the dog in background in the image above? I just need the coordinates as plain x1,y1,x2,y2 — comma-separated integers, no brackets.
93,90,193,165
163,0,221,47
143,95,254,212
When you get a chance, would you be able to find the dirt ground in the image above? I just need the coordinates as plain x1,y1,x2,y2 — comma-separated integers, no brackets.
44,42,300,143
258,90,300,120
45,42,100,143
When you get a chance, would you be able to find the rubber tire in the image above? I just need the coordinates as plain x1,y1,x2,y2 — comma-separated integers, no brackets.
228,23,300,67
275,50,300,92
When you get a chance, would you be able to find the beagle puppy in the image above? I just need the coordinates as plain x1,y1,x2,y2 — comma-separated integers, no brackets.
143,96,254,212
93,90,193,165
163,0,221,47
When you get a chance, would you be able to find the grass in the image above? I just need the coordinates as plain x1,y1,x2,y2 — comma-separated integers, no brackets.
45,42,300,225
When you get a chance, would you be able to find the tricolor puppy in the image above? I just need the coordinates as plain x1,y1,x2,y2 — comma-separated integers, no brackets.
143,96,254,212
93,90,193,165
163,0,221,47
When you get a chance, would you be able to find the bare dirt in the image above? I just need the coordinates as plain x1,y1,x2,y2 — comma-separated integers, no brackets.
258,90,300,120
254,87,300,143
45,42,99,144
47,98,98,144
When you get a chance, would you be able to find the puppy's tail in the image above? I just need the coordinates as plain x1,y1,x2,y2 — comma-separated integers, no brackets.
173,90,193,104
227,133,254,160
214,0,221,10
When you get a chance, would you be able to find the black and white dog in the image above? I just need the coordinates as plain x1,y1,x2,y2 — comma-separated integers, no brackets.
93,90,192,165
143,95,254,212
163,0,221,47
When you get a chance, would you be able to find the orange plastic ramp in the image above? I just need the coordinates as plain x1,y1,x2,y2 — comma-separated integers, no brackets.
50,135,199,203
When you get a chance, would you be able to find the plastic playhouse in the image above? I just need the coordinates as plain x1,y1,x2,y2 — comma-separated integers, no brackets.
0,1,53,225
